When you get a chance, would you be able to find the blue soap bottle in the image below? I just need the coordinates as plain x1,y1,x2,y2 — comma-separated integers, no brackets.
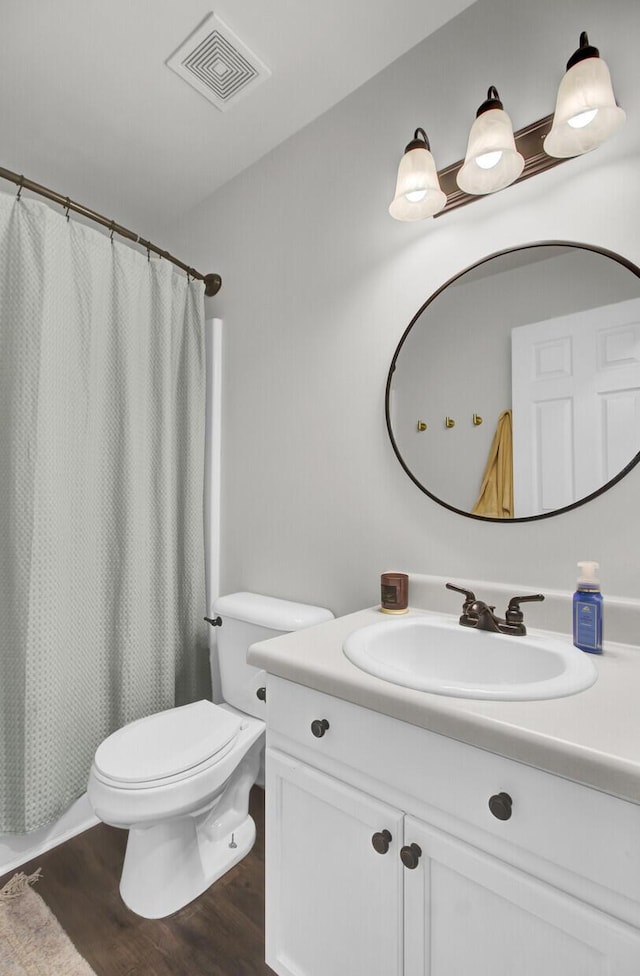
573,561,603,654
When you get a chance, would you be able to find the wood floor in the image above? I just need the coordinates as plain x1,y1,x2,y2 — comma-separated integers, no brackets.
0,787,274,976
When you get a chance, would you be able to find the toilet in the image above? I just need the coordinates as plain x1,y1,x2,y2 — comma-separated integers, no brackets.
87,592,333,918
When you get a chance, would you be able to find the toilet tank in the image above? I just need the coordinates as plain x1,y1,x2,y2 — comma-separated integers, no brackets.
212,592,334,719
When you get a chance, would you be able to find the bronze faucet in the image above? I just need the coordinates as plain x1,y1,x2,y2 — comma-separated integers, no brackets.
446,583,545,636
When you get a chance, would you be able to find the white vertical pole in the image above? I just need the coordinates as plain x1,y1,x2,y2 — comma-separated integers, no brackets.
204,317,223,700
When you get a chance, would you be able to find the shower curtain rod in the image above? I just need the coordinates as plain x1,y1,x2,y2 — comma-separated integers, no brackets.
0,165,222,297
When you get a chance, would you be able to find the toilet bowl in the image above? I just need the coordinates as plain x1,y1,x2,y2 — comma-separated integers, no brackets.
87,592,333,918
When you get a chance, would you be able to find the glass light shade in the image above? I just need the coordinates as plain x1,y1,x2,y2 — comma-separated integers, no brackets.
389,147,447,221
456,109,525,195
544,56,625,158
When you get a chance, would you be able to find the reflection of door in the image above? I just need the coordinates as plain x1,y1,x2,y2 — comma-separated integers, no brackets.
511,298,640,518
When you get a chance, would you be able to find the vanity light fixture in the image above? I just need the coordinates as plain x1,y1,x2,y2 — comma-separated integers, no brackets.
388,128,447,220
389,30,624,221
456,87,524,195
544,32,626,158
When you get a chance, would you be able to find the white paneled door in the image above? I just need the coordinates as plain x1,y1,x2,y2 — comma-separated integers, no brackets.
266,750,404,976
404,816,640,976
511,297,640,517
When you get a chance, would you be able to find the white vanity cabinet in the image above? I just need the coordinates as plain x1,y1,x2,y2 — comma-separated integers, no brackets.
264,675,640,976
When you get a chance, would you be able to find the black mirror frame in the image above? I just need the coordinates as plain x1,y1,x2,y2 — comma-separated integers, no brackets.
385,240,640,523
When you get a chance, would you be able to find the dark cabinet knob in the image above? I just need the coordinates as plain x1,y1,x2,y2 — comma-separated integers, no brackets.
310,719,330,738
256,687,267,701
489,792,513,821
400,843,422,869
371,829,392,854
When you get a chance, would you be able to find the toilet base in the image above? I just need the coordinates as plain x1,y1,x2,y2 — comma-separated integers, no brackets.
119,739,262,918
120,811,257,919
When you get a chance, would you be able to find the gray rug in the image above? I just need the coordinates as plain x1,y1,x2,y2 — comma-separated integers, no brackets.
0,870,97,975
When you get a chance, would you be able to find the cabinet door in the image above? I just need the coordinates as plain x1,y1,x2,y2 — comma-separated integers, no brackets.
266,748,404,976
404,816,640,976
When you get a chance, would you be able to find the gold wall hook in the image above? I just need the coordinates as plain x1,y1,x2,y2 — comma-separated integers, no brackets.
416,420,427,431
473,413,483,426
445,416,455,428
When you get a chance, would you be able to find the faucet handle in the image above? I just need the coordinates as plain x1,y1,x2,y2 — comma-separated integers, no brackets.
446,582,476,611
505,593,545,624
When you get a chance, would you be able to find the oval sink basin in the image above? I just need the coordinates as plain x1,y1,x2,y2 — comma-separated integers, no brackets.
343,614,598,701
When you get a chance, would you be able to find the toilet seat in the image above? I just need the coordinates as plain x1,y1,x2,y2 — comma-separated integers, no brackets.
93,700,242,790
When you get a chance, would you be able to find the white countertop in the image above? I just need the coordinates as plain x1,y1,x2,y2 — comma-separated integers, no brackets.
248,606,640,805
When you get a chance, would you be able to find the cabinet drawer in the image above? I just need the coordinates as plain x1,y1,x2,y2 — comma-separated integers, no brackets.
267,675,640,917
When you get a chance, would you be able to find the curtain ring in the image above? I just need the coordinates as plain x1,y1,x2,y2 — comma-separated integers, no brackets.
16,175,24,200
146,245,151,263
109,220,115,243
64,197,71,222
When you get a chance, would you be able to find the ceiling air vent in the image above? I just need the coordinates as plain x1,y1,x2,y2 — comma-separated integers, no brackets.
166,13,271,112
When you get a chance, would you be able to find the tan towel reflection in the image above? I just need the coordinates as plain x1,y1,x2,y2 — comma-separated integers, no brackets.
472,409,513,518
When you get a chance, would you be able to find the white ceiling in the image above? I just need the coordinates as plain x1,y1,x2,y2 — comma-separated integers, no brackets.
0,0,476,239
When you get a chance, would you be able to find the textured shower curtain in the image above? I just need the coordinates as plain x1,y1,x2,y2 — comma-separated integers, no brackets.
0,190,209,832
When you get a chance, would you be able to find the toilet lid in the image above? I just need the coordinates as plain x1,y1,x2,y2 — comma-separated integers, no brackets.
94,700,242,784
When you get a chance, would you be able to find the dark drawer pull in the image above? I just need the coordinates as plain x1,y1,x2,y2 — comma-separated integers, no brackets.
400,843,422,869
371,830,392,854
489,792,513,821
310,719,330,738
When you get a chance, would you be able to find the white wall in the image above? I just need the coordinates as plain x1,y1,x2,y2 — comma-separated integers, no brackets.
168,0,640,618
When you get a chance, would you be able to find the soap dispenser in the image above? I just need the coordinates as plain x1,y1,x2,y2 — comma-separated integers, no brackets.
573,561,603,654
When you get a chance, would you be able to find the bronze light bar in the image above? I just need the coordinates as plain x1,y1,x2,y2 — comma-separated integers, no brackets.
434,113,564,217
0,165,222,296
390,31,625,221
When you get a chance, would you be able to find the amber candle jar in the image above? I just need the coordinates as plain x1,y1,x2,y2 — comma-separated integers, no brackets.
380,573,409,614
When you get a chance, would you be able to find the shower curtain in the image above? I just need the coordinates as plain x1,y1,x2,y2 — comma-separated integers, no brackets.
0,190,209,832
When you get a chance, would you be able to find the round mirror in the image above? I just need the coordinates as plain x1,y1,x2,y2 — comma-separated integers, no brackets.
386,242,640,522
